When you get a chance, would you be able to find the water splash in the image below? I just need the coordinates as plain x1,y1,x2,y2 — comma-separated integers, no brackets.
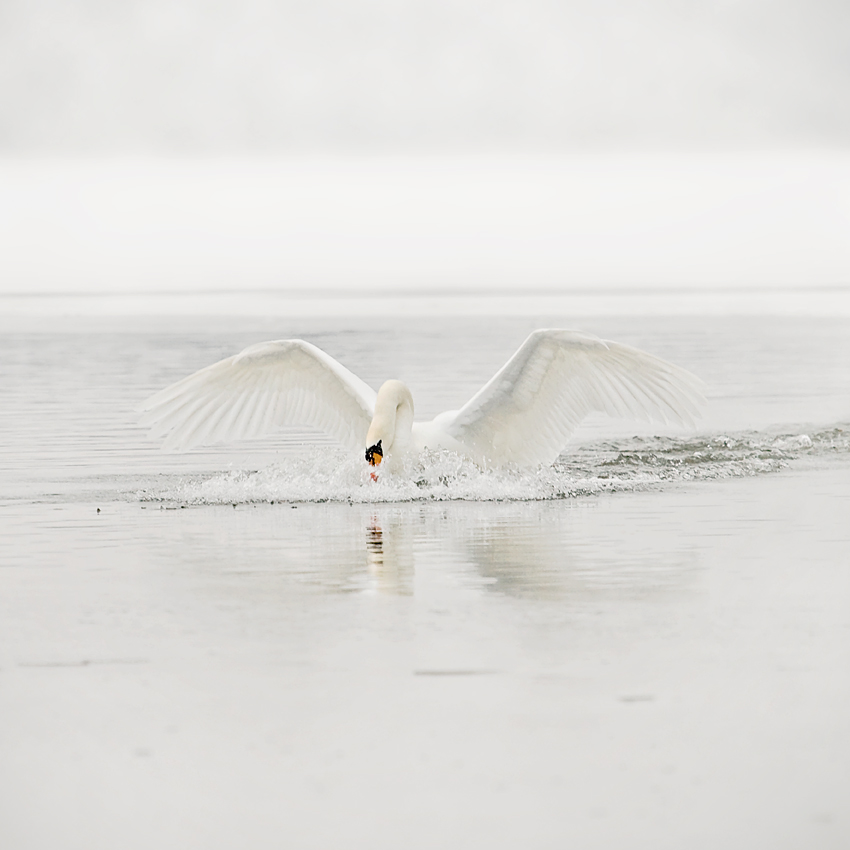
136,424,849,505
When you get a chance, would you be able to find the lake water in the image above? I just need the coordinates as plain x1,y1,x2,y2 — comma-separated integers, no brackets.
2,307,849,849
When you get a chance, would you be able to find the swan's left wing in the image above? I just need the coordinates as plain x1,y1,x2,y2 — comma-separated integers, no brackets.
138,339,377,451
444,329,705,467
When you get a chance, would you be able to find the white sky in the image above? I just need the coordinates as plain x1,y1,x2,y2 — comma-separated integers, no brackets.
1,0,849,151
2,155,848,294
1,3,847,297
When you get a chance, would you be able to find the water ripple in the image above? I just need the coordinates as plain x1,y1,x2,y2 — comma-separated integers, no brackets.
134,424,849,505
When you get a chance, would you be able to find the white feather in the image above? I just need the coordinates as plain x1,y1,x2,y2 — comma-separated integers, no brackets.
434,330,705,466
139,330,705,468
138,340,377,452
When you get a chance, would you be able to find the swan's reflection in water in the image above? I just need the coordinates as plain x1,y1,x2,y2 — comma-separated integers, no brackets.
147,497,697,602
364,513,414,595
336,500,694,598
447,502,698,599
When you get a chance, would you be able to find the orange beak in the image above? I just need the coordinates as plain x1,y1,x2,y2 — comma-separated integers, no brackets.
365,440,383,468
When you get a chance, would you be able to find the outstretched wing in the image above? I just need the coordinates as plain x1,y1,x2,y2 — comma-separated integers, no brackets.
138,339,377,452
445,329,705,467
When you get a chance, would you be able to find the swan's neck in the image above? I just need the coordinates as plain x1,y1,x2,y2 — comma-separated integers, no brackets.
366,380,414,455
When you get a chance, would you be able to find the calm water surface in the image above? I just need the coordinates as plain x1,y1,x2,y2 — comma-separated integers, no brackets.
1,313,849,849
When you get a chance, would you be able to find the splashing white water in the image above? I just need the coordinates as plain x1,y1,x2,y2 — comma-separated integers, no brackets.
136,425,849,505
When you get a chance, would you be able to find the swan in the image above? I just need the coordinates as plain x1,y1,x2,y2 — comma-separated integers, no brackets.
139,329,704,469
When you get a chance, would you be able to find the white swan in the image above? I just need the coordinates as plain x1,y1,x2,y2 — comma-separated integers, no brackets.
139,329,704,469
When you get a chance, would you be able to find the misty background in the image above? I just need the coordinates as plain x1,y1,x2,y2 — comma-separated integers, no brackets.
3,0,850,151
1,0,848,298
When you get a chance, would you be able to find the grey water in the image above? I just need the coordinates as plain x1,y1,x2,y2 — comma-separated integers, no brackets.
2,311,850,849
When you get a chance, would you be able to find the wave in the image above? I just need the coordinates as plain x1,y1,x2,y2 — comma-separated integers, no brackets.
136,424,849,505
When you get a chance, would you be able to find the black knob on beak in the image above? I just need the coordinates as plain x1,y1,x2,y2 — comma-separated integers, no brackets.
365,439,383,466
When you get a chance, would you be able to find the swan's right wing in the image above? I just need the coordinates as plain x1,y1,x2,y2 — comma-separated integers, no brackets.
445,329,705,467
138,340,377,452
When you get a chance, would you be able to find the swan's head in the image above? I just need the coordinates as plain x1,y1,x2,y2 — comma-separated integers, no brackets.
364,381,414,481
365,439,383,467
